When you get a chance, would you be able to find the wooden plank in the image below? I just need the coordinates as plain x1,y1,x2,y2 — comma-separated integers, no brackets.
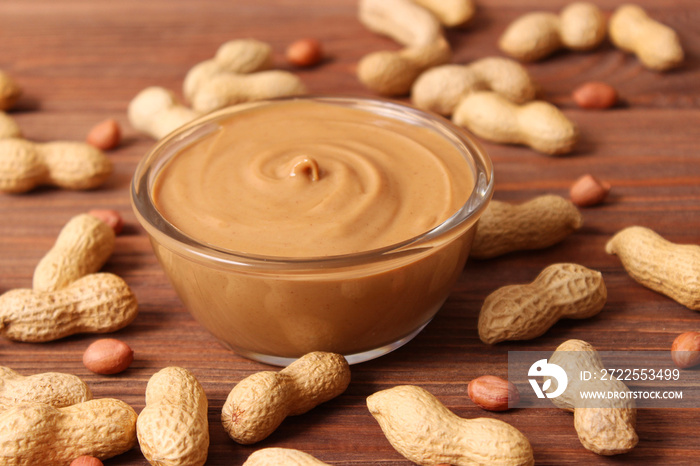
0,0,698,464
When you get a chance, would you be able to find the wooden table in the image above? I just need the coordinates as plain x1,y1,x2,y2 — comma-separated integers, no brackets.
1,0,698,464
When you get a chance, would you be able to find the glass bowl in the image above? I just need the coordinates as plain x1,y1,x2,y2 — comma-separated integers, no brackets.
131,96,493,365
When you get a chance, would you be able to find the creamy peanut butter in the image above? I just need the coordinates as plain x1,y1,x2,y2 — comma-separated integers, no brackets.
153,100,473,257
143,99,488,361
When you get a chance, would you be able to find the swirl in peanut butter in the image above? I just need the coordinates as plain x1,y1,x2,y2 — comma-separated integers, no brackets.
153,100,474,257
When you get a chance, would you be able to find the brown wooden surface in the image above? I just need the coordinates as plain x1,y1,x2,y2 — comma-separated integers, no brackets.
1,0,699,464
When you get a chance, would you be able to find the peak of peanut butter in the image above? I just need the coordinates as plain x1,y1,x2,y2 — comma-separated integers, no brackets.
288,155,321,181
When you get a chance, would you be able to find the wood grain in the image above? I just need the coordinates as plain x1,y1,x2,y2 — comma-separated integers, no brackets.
0,0,699,464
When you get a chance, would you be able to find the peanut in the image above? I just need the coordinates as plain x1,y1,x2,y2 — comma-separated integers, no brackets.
609,4,684,71
499,2,607,62
359,0,443,47
671,331,700,369
479,263,607,344
0,111,21,139
0,71,22,111
33,213,115,292
86,118,121,150
0,138,112,193
128,86,199,140
411,57,536,116
412,0,475,27
471,195,583,259
605,226,700,310
467,375,520,411
546,339,638,455
243,448,331,466
88,208,124,235
70,457,103,466
358,37,451,96
183,38,274,102
0,272,138,342
367,385,534,465
190,70,307,113
572,82,618,109
137,367,209,466
221,351,350,444
357,0,452,96
286,38,324,67
0,398,138,464
453,91,579,154
0,366,92,412
82,338,134,375
569,173,611,207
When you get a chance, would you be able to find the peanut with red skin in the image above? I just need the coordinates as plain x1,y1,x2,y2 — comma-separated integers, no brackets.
70,456,104,466
468,375,520,411
569,174,611,207
286,39,324,67
86,118,121,150
572,82,618,109
671,332,700,369
83,338,134,375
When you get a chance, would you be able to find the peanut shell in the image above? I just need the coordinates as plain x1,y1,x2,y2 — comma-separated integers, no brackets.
367,385,534,465
479,263,607,344
33,213,115,292
471,195,583,259
222,351,350,444
243,448,331,466
0,398,137,464
547,339,638,455
0,366,92,412
0,272,138,342
137,366,209,466
605,226,700,310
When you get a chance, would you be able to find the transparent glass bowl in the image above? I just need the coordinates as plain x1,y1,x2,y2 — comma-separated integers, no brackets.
131,96,493,365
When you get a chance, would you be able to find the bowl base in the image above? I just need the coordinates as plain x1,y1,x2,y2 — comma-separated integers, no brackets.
221,320,432,366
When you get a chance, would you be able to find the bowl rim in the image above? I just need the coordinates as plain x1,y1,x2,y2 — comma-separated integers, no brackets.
130,95,494,270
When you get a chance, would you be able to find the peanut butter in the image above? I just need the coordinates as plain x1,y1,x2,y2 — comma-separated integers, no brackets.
145,99,487,361
153,100,473,257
